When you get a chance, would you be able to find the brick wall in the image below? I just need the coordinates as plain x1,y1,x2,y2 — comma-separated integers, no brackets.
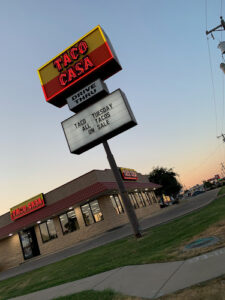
0,234,23,271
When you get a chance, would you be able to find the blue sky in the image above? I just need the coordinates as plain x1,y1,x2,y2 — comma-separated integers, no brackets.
0,0,224,214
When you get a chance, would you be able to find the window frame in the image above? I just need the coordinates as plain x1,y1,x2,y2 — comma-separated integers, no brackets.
149,191,157,203
110,194,124,214
39,219,57,243
59,210,80,235
128,192,139,209
144,191,152,205
135,192,146,207
80,200,104,226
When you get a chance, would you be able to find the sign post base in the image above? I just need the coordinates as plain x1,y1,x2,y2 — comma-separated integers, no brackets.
103,141,142,238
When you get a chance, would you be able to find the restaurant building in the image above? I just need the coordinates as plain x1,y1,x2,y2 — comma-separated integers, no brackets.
0,169,160,271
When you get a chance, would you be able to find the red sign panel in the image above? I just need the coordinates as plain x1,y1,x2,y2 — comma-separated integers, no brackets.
10,194,45,221
37,26,121,107
120,168,138,181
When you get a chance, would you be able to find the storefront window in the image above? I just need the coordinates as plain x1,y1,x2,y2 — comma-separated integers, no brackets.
90,200,103,222
144,191,152,205
59,210,79,234
110,194,124,214
39,219,57,243
149,191,157,203
135,192,146,207
128,193,139,209
81,200,103,226
81,203,94,226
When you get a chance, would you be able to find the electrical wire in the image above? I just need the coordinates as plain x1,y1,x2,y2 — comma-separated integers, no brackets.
206,38,219,136
221,0,223,39
187,142,222,174
205,0,219,136
222,62,225,133
221,0,225,136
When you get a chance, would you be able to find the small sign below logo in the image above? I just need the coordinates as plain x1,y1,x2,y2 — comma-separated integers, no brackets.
66,79,109,113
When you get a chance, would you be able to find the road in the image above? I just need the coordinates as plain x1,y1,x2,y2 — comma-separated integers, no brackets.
0,188,219,281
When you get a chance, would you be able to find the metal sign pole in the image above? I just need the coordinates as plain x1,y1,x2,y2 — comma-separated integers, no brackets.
103,141,142,238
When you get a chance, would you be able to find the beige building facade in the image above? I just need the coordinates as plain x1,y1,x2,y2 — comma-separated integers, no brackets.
0,169,160,272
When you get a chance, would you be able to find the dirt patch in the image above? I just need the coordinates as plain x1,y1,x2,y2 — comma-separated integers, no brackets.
170,219,225,260
157,275,225,300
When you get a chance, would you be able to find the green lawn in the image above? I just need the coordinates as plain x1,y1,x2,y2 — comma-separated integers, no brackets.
217,185,225,196
0,192,225,299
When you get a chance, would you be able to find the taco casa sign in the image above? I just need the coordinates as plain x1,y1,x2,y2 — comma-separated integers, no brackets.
120,168,137,181
10,194,45,221
37,26,121,107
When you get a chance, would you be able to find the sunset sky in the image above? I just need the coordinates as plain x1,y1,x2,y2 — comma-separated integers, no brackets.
0,0,225,214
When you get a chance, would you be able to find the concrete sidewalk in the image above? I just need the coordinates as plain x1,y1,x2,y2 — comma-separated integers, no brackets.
10,246,225,300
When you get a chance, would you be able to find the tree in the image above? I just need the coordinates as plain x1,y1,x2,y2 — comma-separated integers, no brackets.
148,167,182,197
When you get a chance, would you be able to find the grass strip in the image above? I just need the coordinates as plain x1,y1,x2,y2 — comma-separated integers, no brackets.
0,194,225,299
217,186,225,196
158,274,225,300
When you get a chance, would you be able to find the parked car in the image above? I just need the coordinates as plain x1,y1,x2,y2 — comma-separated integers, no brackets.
192,190,205,197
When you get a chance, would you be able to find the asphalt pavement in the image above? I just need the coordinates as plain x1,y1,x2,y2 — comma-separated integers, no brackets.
0,188,219,282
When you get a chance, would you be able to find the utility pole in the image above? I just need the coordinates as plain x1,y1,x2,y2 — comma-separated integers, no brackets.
206,16,225,38
103,141,142,238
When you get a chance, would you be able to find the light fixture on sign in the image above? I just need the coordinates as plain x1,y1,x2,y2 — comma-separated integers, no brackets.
69,207,73,210
8,233,13,237
37,221,41,224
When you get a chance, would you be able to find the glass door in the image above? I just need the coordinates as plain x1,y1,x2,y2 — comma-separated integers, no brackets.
19,227,40,260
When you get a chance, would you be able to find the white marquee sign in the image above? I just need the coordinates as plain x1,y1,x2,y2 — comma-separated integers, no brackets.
62,89,137,154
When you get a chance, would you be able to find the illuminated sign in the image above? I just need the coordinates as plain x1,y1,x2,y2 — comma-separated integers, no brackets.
62,89,137,154
38,26,121,107
163,195,171,203
66,79,109,113
120,168,137,181
10,194,45,221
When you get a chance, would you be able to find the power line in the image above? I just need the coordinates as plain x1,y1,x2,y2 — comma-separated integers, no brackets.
221,0,223,41
205,0,208,30
206,38,219,136
186,143,222,174
205,0,219,136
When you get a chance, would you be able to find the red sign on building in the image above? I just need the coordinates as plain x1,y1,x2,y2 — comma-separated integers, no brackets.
10,194,45,221
120,168,138,181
